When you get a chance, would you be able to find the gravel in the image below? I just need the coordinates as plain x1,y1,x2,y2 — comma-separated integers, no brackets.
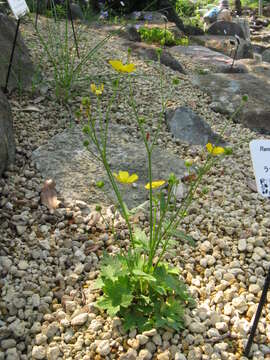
0,15,270,360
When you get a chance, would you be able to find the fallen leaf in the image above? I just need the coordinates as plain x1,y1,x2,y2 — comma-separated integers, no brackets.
181,173,197,183
40,179,60,210
246,179,257,193
22,105,41,112
85,244,101,254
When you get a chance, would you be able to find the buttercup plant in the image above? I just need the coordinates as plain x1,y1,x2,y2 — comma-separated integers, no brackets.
79,51,245,331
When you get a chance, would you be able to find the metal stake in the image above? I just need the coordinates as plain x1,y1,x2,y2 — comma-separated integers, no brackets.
244,265,270,357
35,0,40,28
4,18,21,93
67,0,80,58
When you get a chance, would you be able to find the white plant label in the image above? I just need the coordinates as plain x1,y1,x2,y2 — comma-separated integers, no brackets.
250,140,270,197
7,0,29,19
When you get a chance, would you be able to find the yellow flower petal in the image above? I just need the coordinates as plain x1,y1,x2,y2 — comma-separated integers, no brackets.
109,60,123,72
118,171,129,183
206,143,224,156
206,143,213,153
109,60,136,73
113,171,138,184
90,83,96,94
126,174,138,183
90,83,104,96
145,180,165,190
212,147,225,155
121,63,136,73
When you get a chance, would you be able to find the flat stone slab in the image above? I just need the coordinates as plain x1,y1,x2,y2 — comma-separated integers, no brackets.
207,21,246,39
166,106,225,146
191,35,253,61
192,69,270,133
32,124,186,209
171,45,232,69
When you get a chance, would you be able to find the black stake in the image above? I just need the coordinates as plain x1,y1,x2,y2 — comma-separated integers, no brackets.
230,35,241,70
244,265,270,357
4,18,21,94
67,0,80,58
35,0,40,28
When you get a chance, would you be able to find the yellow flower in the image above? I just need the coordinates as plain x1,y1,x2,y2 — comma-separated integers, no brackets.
145,180,165,190
91,83,104,96
113,171,138,184
206,143,225,156
109,60,136,73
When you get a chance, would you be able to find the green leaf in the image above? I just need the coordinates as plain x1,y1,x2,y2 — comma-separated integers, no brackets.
97,277,134,317
122,309,152,332
134,228,149,251
160,192,166,216
97,296,120,317
100,254,128,281
92,276,104,290
133,269,157,283
170,229,196,247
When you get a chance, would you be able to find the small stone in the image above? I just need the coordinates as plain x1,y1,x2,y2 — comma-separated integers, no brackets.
44,323,59,339
224,303,233,316
232,296,247,313
18,260,28,270
142,329,157,336
16,225,27,235
39,240,50,251
238,239,247,251
157,350,170,360
96,340,110,356
138,349,152,360
5,348,19,360
32,345,46,359
32,294,40,307
35,334,48,345
0,256,12,269
13,297,26,309
136,334,149,345
189,322,206,333
89,319,103,331
71,313,88,326
216,322,228,332
249,284,261,294
214,342,228,352
120,349,138,360
152,334,162,346
1,339,16,349
175,353,187,360
200,240,212,252
127,338,140,350
47,346,60,360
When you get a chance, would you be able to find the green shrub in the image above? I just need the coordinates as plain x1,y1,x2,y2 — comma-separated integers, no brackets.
79,53,241,332
138,27,188,46
175,0,197,17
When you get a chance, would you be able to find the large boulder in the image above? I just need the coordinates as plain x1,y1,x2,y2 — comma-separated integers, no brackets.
0,90,15,175
207,21,246,39
0,14,34,92
32,124,187,209
165,106,225,146
127,42,185,73
192,62,270,133
171,45,232,69
68,3,83,20
262,49,270,63
190,35,253,60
